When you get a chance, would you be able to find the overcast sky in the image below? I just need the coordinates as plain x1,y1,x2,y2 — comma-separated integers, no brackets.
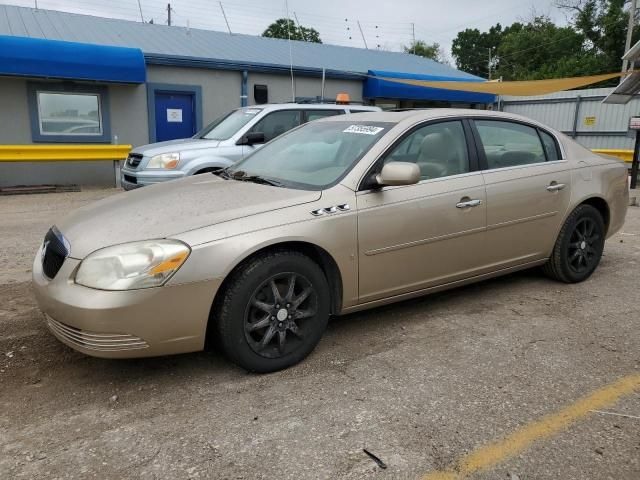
4,0,570,61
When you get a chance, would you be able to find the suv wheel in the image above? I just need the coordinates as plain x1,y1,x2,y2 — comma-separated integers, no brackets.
214,250,330,372
543,204,605,283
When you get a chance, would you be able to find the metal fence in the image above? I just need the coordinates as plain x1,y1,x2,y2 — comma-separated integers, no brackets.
499,87,637,150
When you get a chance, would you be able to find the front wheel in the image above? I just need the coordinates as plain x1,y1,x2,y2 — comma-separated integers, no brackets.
542,204,605,283
214,250,330,372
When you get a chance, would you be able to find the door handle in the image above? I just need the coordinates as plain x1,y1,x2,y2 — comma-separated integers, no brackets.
456,199,482,208
546,183,566,192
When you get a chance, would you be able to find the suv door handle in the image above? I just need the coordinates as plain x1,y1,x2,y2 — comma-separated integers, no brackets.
546,183,566,192
456,199,482,208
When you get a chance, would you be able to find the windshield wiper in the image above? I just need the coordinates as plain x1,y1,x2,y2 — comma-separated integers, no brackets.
230,170,284,187
213,168,232,180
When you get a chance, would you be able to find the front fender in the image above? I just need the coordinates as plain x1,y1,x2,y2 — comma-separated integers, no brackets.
183,156,236,175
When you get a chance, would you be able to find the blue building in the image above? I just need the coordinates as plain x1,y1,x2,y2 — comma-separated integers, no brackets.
0,5,493,186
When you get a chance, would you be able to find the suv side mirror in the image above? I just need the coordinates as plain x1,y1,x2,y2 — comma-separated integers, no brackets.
375,162,420,187
238,132,265,146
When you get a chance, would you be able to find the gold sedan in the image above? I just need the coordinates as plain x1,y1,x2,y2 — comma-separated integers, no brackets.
32,110,629,372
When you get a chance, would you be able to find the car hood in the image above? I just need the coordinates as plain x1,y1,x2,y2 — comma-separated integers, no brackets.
57,175,321,258
131,138,220,157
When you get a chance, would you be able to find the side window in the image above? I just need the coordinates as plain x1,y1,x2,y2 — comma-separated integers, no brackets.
384,121,470,180
305,110,342,122
539,130,561,161
475,120,546,169
250,110,302,142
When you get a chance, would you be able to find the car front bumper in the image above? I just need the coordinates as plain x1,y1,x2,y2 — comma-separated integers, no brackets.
120,167,185,190
32,246,220,359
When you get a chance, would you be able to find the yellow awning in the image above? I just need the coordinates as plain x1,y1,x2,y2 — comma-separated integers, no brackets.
380,71,626,96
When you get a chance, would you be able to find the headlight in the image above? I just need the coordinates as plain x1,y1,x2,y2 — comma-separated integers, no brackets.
75,240,190,290
147,152,180,169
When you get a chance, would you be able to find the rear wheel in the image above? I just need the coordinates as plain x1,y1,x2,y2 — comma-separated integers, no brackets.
542,204,605,283
214,250,330,372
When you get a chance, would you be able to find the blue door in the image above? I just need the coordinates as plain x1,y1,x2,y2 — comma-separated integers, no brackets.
154,92,195,142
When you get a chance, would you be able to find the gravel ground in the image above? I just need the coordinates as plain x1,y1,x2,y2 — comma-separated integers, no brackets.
0,189,639,480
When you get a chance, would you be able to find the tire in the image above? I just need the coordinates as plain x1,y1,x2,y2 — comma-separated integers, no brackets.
214,250,330,373
542,204,605,283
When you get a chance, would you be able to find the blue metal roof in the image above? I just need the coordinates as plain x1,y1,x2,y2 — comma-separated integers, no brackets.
0,34,145,83
365,70,496,103
0,5,483,81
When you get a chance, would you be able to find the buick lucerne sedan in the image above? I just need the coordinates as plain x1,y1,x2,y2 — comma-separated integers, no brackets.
33,110,629,372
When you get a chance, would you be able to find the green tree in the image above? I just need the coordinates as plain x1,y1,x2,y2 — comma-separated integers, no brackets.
403,40,447,63
452,23,520,77
495,16,597,80
262,18,322,43
557,0,640,72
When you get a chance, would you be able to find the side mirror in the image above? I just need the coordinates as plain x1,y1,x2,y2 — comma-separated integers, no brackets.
238,132,265,146
375,162,420,187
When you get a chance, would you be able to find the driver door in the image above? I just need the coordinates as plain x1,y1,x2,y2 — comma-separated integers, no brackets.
356,119,488,303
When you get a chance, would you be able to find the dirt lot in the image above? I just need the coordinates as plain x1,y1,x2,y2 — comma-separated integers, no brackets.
1,189,639,480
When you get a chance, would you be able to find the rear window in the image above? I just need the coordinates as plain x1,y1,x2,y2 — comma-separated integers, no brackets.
475,120,546,169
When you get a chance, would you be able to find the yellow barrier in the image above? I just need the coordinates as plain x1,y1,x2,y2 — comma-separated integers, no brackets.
591,149,633,163
0,144,132,162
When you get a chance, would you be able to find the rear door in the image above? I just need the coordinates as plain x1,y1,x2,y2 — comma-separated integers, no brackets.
472,119,571,268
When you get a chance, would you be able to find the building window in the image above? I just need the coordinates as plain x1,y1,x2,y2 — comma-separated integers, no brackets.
37,92,103,136
27,82,111,143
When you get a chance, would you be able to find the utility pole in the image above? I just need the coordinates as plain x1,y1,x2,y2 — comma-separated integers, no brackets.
488,47,492,80
167,3,171,26
411,23,415,54
622,0,638,75
294,12,306,42
219,2,232,34
357,20,368,49
136,0,144,23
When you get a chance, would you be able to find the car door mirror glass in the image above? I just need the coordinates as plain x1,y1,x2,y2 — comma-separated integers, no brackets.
376,162,420,186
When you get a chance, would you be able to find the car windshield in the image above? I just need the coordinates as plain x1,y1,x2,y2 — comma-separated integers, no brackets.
196,108,263,140
227,121,392,190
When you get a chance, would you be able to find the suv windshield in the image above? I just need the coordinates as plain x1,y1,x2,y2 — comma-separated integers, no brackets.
196,108,263,140
228,121,391,190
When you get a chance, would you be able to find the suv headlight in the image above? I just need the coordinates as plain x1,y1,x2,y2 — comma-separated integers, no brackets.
147,152,180,169
75,240,190,290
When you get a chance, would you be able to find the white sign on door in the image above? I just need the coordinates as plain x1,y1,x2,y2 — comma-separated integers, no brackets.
167,108,183,123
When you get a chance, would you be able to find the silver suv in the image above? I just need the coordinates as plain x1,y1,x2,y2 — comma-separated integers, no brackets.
121,103,381,190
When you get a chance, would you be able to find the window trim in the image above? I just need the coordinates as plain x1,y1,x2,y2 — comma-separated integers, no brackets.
357,117,479,191
468,118,565,171
27,82,111,143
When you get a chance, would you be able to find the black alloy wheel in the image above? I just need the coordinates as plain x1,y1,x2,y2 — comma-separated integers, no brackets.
214,250,330,372
566,217,601,275
543,204,605,283
244,272,317,359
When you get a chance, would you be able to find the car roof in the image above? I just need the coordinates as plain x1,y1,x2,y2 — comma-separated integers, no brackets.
322,108,546,125
246,103,380,112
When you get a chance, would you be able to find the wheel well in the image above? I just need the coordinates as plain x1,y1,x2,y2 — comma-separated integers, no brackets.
205,242,343,349
579,197,610,234
194,167,220,175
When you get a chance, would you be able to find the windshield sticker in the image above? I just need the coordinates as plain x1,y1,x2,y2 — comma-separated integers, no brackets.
342,125,385,135
244,109,261,115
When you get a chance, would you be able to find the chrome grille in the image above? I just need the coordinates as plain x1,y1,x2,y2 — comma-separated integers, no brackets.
46,315,149,352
